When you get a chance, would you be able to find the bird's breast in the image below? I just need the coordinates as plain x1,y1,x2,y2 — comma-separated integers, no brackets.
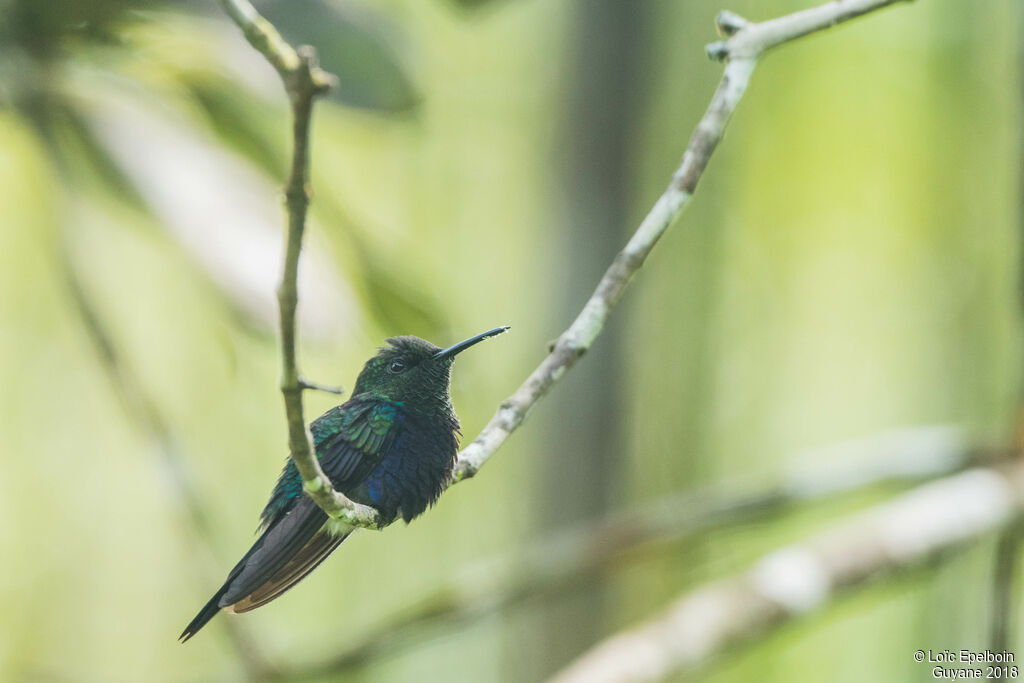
350,411,459,524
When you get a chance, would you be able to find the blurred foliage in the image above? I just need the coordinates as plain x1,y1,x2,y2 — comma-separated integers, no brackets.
0,0,144,61
0,0,1020,682
441,0,511,14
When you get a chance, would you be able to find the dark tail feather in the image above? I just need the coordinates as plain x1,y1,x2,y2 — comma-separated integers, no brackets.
228,529,348,613
179,587,229,643
179,523,273,643
179,498,344,643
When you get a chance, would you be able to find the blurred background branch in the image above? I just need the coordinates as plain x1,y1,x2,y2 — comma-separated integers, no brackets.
273,425,995,679
552,464,1024,683
58,236,274,681
990,520,1023,652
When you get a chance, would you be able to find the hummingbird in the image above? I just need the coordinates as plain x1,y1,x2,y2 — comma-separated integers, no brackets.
179,326,509,642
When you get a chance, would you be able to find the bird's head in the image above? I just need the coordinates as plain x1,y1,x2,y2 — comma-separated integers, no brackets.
352,326,510,408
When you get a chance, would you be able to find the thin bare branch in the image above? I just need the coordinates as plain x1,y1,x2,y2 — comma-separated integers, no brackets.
706,0,912,61
297,376,345,395
216,0,378,528
215,0,300,79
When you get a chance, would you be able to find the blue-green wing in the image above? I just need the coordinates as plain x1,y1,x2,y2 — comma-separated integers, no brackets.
257,398,399,532
315,399,399,484
181,398,401,639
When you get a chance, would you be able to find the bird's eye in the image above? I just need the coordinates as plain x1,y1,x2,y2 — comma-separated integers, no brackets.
388,359,406,374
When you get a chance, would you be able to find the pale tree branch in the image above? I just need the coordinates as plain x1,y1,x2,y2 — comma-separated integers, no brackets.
297,376,345,395
453,0,912,481
551,464,1024,683
451,60,746,478
706,0,912,61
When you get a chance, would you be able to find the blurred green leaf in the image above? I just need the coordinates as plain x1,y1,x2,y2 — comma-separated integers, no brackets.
0,0,149,59
356,249,449,339
183,74,286,178
257,0,419,112
442,0,510,12
45,100,149,211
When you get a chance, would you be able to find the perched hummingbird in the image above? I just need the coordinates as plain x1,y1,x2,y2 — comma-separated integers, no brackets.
180,326,509,642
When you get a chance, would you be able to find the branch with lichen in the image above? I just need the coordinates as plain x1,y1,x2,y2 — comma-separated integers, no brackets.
453,0,913,480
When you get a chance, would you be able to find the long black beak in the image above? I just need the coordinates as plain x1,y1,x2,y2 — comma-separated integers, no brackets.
433,326,510,361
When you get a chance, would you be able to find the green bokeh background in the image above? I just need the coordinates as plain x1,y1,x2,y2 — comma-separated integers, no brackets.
0,0,1020,681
